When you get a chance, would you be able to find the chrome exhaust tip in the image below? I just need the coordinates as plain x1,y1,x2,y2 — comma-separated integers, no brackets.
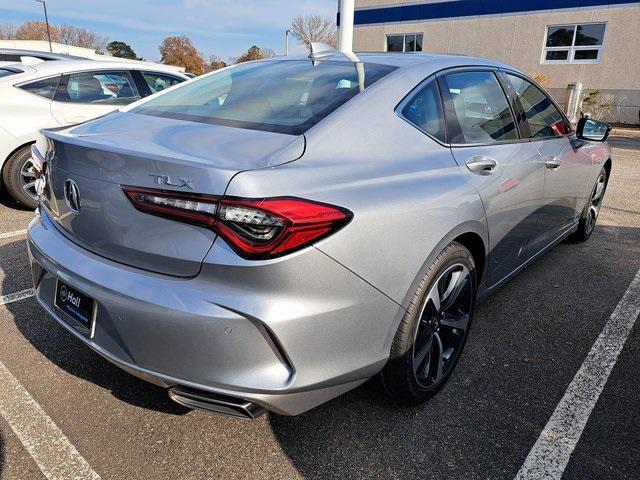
168,387,266,420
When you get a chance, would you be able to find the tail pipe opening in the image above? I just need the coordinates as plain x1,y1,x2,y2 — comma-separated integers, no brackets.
168,387,266,420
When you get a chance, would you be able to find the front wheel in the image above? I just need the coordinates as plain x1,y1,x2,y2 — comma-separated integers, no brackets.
567,166,608,243
2,145,39,209
380,242,476,404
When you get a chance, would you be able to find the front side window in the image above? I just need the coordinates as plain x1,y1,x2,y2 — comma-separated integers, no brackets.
134,60,396,135
58,71,140,104
543,23,606,64
19,76,61,99
141,72,184,94
401,80,445,142
443,71,518,144
506,74,572,138
386,34,423,52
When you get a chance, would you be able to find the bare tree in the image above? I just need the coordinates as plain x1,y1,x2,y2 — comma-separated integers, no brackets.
289,15,337,52
0,23,17,40
58,24,109,53
235,46,276,64
260,48,277,58
207,54,227,72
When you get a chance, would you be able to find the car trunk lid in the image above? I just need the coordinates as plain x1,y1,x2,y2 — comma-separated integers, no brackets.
41,112,304,277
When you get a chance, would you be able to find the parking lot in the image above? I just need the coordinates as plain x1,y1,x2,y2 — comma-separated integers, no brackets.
0,132,638,480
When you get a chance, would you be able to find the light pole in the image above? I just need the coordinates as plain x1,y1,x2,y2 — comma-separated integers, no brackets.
285,29,292,56
35,0,52,53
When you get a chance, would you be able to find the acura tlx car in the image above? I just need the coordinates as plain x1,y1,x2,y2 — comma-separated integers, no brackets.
27,52,611,419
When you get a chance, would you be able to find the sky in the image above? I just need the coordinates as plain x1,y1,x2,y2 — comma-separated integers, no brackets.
0,0,338,61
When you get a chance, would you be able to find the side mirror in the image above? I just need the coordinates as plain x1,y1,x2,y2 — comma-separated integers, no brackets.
577,117,612,142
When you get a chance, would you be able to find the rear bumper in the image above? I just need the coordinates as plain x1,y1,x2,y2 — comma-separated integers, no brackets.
27,208,400,415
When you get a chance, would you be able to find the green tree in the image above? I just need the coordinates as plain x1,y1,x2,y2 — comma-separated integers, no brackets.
107,40,138,59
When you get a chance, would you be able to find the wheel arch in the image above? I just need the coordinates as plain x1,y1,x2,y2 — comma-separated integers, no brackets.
398,220,488,313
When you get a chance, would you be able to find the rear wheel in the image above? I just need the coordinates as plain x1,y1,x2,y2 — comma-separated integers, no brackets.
2,145,39,209
567,166,608,243
380,242,476,404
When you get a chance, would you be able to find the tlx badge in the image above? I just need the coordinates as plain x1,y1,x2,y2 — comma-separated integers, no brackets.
149,174,194,189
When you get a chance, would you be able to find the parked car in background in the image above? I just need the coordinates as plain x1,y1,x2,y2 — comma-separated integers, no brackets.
27,53,611,418
0,60,189,208
0,48,85,63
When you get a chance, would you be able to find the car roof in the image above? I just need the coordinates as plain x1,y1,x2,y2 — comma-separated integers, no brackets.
272,51,518,72
23,59,190,78
0,48,84,61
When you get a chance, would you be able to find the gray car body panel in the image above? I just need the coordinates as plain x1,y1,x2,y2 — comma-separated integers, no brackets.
28,53,611,415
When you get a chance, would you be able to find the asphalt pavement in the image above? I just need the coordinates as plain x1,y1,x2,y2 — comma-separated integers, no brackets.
0,132,638,480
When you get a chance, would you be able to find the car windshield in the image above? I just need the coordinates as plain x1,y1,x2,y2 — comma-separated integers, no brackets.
133,60,397,135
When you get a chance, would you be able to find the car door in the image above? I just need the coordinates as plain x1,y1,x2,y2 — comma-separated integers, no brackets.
502,72,590,252
50,70,141,125
439,69,546,286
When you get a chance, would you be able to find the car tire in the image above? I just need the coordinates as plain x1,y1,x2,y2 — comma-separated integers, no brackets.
567,166,608,243
2,144,39,210
380,241,477,404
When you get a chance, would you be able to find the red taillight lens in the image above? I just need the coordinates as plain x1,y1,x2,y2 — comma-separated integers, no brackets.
122,187,352,259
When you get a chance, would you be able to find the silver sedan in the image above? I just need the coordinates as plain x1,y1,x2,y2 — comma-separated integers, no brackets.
27,52,611,418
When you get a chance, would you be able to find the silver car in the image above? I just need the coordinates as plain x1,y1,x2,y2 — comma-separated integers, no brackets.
27,53,612,418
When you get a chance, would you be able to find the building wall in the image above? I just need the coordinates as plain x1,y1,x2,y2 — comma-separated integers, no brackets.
353,2,640,124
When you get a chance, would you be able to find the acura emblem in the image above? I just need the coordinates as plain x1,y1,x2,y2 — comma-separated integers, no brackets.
64,179,81,213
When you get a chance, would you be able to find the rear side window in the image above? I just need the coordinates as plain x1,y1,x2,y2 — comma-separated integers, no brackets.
134,60,397,135
58,71,140,104
19,76,61,99
401,80,446,142
505,73,572,138
141,72,184,94
443,71,518,144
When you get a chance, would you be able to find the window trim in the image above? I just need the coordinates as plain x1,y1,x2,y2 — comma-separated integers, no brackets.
500,69,574,141
541,22,607,65
395,74,449,146
437,68,521,147
385,33,424,53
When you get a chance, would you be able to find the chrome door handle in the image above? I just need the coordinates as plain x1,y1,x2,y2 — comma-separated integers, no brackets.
466,156,498,175
545,156,561,169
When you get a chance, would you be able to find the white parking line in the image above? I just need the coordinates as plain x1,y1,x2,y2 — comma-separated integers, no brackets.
0,361,101,479
0,288,35,306
515,268,640,480
0,229,27,239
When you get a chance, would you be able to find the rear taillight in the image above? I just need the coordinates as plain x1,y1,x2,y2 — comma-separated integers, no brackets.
122,187,352,259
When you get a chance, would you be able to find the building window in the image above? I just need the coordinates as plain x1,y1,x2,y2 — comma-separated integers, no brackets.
542,23,606,64
386,33,423,52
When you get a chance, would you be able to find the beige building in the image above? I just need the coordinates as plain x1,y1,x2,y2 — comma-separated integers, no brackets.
353,0,640,124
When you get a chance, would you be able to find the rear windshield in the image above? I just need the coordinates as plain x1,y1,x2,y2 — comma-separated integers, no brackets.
0,67,22,78
134,60,397,135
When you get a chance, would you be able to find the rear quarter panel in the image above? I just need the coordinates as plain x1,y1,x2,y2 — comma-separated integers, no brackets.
225,59,489,321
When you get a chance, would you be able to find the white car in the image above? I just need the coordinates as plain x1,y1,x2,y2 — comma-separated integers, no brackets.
0,60,189,208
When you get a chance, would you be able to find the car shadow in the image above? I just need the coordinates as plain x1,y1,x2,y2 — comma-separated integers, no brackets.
0,189,33,211
608,134,640,152
0,238,189,416
1,221,639,477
